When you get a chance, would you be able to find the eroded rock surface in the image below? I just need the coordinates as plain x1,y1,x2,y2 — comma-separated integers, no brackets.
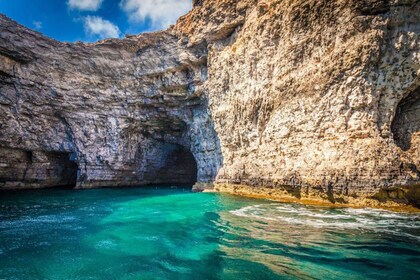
0,14,221,189
0,0,419,207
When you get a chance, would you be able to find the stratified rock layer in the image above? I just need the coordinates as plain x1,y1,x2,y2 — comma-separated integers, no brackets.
0,15,221,189
0,0,419,207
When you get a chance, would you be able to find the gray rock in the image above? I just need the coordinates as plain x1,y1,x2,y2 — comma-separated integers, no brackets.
0,0,419,207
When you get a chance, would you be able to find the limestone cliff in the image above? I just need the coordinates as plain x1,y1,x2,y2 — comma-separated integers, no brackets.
0,0,419,208
0,14,221,188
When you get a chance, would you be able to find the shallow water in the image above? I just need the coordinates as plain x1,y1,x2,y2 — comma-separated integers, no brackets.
0,187,419,279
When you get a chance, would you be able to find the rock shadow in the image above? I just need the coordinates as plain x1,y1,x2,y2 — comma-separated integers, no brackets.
391,87,420,151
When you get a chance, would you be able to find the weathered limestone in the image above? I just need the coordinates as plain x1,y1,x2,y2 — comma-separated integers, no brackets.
0,0,419,208
177,0,420,207
0,14,221,189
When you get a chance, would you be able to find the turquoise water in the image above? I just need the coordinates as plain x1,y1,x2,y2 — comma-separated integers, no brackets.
0,187,419,279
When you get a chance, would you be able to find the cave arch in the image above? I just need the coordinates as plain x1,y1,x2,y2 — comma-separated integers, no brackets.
60,156,78,188
143,142,198,186
391,87,420,151
0,149,78,189
47,151,79,189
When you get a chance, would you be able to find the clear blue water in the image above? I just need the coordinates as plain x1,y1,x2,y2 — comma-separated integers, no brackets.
0,187,419,279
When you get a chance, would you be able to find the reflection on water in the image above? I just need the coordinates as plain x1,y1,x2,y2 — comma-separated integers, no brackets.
220,203,420,279
0,188,419,279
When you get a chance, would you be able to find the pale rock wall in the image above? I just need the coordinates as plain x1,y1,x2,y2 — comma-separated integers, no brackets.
0,0,419,206
176,0,420,204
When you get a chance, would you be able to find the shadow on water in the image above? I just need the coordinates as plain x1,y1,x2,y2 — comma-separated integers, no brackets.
0,185,196,202
0,185,196,223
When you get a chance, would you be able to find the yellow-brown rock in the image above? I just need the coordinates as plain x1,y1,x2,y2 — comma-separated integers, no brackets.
0,0,419,208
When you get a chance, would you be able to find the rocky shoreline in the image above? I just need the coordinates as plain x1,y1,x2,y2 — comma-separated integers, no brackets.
194,183,420,212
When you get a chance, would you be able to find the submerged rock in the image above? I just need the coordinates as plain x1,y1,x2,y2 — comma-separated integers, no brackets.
0,0,419,208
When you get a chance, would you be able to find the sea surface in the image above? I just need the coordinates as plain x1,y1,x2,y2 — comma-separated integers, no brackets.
0,187,419,279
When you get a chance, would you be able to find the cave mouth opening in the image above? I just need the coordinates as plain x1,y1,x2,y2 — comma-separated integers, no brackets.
145,143,198,187
391,87,420,151
48,151,79,189
0,149,79,189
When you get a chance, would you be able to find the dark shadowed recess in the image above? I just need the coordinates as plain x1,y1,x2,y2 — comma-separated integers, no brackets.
55,152,78,188
392,87,420,151
0,148,78,189
144,143,198,186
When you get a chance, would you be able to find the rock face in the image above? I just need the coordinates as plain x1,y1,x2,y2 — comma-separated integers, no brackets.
0,15,221,189
0,0,419,207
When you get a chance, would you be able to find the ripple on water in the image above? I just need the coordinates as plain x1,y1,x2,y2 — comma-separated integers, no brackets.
0,188,419,279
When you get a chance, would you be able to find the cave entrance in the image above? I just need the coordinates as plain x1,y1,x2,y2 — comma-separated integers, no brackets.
47,151,79,189
391,87,420,151
0,149,79,189
145,143,198,186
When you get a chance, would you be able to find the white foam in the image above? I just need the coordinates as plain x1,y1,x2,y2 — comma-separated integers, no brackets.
229,203,420,240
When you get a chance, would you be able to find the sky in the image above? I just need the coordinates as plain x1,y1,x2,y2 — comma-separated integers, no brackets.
0,0,192,42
